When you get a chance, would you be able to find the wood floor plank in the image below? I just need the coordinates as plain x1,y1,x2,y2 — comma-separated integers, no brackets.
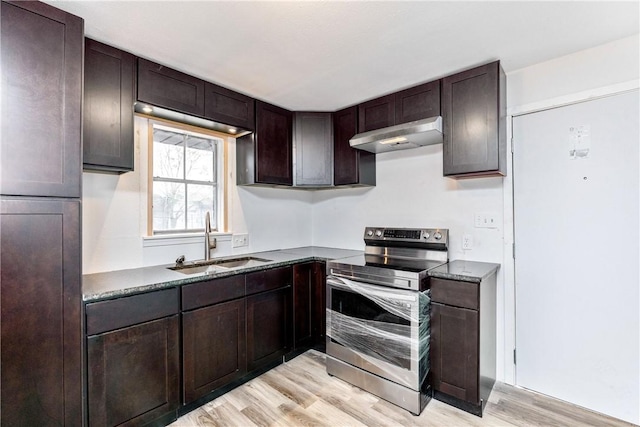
278,401,327,426
169,350,634,427
202,400,257,427
170,407,217,427
260,369,319,409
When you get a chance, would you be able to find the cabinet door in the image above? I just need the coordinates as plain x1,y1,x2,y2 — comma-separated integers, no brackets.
88,316,180,427
293,262,327,350
84,38,135,173
204,82,255,131
1,197,82,426
182,299,246,404
137,58,205,117
430,302,479,405
293,263,314,348
442,61,506,177
358,94,395,132
294,112,333,186
333,106,375,186
246,287,291,371
1,1,82,197
255,101,293,185
395,80,440,124
311,262,327,343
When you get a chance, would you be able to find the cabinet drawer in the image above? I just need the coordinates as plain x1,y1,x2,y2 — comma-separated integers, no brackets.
430,278,478,310
182,275,245,311
246,266,292,295
86,288,179,335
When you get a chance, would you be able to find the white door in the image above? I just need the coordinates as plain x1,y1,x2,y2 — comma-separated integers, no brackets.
513,90,639,425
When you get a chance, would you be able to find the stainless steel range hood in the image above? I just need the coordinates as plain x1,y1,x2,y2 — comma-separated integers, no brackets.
350,116,443,153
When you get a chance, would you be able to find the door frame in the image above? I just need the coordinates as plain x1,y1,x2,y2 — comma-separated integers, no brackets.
501,79,639,386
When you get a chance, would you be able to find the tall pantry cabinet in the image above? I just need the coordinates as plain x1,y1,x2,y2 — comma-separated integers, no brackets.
0,1,84,425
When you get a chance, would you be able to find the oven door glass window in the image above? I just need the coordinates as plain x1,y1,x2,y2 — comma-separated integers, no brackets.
330,286,412,370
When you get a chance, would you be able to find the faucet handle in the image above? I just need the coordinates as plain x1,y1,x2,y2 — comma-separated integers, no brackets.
175,255,185,266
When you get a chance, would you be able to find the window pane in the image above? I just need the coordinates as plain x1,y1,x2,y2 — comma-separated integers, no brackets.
187,183,215,230
185,135,215,182
153,129,184,179
153,181,185,231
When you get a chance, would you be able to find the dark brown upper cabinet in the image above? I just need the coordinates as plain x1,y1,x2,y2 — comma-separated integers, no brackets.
358,93,395,132
237,100,293,186
358,80,441,134
84,38,135,173
442,61,506,178
294,112,333,187
1,0,83,198
333,106,375,186
204,82,255,131
137,58,205,117
395,80,441,124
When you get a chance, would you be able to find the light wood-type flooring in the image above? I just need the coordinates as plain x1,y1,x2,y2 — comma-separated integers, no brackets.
169,350,635,427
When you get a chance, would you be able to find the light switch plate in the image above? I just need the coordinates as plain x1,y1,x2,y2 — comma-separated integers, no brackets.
232,233,249,248
474,212,499,229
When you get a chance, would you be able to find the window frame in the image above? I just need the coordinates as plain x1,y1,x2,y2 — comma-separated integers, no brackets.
147,118,227,236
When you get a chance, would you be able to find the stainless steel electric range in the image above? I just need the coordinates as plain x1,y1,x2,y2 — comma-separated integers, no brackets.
325,227,449,415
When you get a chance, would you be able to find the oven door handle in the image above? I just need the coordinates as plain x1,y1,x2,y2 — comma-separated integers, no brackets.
328,268,414,290
327,275,418,302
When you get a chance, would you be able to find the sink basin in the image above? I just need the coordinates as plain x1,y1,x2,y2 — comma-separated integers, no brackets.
169,257,272,275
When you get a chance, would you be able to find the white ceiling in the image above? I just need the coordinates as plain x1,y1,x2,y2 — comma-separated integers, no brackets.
46,1,639,111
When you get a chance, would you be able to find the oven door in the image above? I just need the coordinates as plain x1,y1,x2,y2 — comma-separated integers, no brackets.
326,274,430,390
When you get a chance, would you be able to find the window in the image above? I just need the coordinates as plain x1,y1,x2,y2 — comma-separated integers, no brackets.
151,123,224,234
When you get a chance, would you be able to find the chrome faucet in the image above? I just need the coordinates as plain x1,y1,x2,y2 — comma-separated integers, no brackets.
204,211,217,260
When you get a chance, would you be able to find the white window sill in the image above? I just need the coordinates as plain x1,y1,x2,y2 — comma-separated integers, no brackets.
142,232,232,247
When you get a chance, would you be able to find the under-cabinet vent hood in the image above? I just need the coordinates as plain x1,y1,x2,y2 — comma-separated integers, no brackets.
350,116,443,153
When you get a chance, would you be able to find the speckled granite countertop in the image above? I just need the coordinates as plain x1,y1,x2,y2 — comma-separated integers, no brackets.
428,260,500,283
82,246,362,302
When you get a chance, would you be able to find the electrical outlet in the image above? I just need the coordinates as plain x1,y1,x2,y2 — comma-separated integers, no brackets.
232,233,249,248
462,234,474,250
474,212,499,229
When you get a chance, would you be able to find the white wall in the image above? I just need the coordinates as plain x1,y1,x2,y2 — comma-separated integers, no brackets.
508,35,639,108
310,145,504,261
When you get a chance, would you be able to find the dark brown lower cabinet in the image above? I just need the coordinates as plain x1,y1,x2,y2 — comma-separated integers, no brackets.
0,198,82,426
182,298,246,404
246,287,291,371
87,315,180,426
429,276,496,417
293,262,326,350
430,303,479,403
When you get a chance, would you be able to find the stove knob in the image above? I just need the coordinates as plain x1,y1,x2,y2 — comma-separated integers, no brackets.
423,232,430,239
366,230,374,237
375,230,383,237
434,232,442,240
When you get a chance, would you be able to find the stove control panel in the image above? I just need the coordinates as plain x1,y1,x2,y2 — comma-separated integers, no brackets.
364,227,449,247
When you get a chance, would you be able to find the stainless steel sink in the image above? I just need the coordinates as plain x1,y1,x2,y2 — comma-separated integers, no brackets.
169,256,272,275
